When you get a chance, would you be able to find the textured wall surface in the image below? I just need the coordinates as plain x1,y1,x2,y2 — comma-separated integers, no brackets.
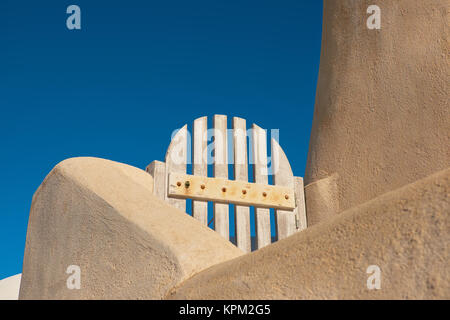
19,157,243,299
305,0,449,225
169,168,449,299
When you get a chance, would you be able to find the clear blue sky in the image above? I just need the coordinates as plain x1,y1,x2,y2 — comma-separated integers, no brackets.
0,0,323,279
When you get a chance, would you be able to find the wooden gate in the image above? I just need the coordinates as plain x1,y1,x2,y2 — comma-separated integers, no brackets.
146,115,307,252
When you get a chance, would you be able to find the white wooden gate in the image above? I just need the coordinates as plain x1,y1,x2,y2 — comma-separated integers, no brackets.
146,115,307,252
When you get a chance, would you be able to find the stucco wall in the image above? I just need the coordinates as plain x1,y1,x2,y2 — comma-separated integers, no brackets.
305,0,449,225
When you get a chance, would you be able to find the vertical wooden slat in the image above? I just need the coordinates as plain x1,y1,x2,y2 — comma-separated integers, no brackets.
165,124,187,212
192,117,208,225
233,117,251,252
146,160,166,200
294,176,307,231
213,115,229,239
252,124,271,249
271,138,296,240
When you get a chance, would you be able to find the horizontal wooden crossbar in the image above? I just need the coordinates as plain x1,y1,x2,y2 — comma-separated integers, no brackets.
168,173,296,210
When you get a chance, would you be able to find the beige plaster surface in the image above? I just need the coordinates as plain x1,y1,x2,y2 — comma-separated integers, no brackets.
19,157,243,299
169,167,450,299
305,0,450,225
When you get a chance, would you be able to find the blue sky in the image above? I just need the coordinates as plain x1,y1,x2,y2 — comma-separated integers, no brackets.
0,0,323,279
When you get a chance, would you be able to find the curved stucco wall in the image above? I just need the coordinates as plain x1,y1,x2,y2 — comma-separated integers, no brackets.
169,168,450,299
305,0,449,225
19,157,243,299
